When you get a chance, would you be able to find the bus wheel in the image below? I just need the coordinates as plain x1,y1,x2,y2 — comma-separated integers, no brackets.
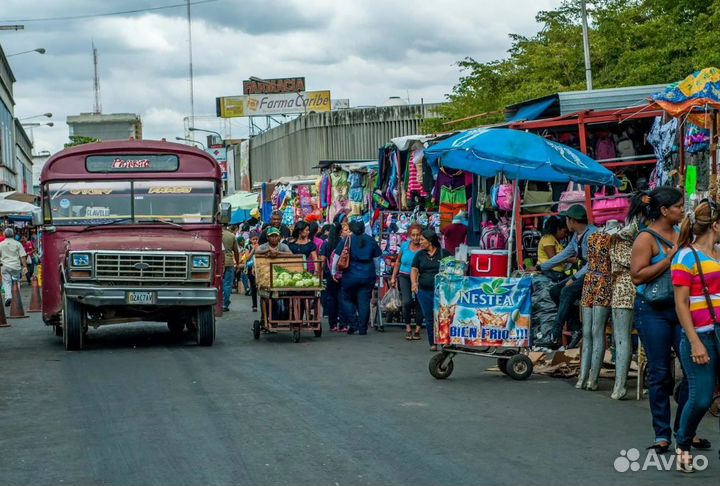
63,295,84,351
196,306,215,346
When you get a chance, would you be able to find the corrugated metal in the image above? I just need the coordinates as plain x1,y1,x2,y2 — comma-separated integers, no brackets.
558,84,667,115
249,103,443,182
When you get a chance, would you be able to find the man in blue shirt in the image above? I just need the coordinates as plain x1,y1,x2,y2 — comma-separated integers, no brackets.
534,205,597,348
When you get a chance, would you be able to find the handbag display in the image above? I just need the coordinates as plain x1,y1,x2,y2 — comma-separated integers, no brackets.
639,229,675,308
337,236,352,271
522,181,553,214
592,186,630,225
492,175,514,212
558,182,585,213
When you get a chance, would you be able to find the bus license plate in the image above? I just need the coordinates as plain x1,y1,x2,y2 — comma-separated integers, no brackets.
127,291,156,305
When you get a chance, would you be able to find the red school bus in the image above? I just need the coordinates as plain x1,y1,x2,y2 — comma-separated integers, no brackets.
37,140,231,350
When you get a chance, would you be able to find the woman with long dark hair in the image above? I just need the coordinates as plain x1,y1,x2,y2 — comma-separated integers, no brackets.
334,220,382,335
287,220,319,273
671,200,720,471
630,186,708,453
412,230,450,351
538,216,569,282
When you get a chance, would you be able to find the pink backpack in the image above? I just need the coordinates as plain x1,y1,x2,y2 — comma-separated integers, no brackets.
480,222,508,250
595,137,616,161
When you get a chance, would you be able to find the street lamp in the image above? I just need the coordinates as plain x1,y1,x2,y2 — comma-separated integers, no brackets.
19,113,52,121
7,48,46,57
175,137,206,150
21,122,53,127
188,127,223,146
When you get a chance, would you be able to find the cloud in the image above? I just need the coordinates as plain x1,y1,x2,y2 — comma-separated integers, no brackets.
1,0,563,154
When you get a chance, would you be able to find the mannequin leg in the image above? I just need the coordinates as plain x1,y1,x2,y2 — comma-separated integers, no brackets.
587,306,610,390
611,308,633,400
576,306,593,389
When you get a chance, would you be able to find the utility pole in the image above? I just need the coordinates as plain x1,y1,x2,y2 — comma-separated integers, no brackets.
92,42,102,114
581,0,593,90
186,0,195,131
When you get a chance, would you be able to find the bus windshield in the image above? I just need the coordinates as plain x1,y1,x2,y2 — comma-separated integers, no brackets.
47,180,216,225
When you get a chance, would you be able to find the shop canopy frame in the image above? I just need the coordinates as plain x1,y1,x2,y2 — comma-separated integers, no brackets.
425,128,619,275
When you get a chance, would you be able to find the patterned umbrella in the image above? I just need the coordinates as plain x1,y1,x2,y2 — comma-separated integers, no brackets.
652,67,720,125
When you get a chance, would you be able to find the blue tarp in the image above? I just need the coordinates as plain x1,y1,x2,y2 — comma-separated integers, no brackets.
231,209,251,224
425,128,619,186
506,98,555,122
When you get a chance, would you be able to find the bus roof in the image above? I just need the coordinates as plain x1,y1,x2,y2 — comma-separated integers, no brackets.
40,139,222,182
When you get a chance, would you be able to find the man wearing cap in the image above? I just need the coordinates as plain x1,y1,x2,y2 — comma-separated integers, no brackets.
534,204,597,348
258,210,291,245
254,227,293,257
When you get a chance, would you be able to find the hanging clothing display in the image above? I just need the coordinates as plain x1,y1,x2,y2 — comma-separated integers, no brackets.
434,167,472,230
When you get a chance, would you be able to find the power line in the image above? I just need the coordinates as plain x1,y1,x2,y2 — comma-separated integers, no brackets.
0,0,218,23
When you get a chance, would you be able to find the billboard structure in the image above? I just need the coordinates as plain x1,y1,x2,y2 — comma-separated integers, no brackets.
243,77,305,95
216,91,332,118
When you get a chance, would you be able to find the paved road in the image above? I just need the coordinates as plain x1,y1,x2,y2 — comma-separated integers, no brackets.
0,288,717,485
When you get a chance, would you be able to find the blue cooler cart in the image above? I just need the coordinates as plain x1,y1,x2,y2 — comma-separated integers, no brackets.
428,272,534,381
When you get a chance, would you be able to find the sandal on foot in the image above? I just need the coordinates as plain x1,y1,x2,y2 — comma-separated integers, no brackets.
412,332,422,340
676,449,694,473
692,437,712,450
647,442,670,454
405,331,413,340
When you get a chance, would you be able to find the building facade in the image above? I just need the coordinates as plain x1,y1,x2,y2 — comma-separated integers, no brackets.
248,103,443,182
14,119,32,193
66,112,143,141
0,45,17,191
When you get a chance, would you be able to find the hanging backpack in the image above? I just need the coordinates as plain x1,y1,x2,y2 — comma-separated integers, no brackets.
596,137,617,161
522,228,542,261
480,222,508,250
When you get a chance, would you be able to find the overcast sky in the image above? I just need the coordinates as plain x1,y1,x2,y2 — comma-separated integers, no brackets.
1,0,562,154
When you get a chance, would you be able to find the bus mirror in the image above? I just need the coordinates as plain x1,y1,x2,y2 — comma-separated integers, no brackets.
219,202,232,224
31,208,42,227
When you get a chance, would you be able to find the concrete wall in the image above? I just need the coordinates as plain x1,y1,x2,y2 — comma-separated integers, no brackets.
249,103,443,182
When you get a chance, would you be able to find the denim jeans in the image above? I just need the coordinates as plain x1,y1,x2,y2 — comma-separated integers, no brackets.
222,267,235,309
634,295,688,444
399,274,423,326
416,289,435,345
340,276,375,333
676,329,720,451
324,276,341,329
549,275,584,338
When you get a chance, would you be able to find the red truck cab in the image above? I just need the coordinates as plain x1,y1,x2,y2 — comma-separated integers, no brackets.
38,140,231,350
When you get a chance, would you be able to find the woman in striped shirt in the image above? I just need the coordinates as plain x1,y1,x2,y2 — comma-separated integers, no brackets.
671,200,720,473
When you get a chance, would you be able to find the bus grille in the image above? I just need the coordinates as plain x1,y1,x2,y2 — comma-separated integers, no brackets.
95,253,189,281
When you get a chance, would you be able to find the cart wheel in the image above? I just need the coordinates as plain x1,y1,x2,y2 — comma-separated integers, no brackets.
428,352,454,380
253,320,261,340
292,328,301,343
314,328,322,338
506,354,533,380
497,358,509,375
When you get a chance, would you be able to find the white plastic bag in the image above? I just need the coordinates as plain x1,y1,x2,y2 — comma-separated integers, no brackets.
380,286,402,313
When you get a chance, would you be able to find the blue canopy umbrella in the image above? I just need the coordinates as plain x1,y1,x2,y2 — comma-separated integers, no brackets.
425,128,619,186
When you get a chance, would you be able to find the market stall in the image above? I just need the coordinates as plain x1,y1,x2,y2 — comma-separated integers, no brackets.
422,128,618,380
221,191,259,225
425,127,619,274
649,67,720,201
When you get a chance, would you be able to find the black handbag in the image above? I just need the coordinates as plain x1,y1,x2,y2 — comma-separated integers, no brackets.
640,229,675,309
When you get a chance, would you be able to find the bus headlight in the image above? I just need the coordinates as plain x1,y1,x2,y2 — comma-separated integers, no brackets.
71,253,90,267
192,255,211,269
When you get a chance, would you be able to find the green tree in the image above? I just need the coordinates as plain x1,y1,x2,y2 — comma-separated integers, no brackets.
425,0,717,132
64,135,101,148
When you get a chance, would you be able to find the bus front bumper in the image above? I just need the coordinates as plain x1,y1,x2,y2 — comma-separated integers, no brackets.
63,283,218,307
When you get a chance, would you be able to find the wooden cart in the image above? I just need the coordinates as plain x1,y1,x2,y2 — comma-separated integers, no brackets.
253,256,324,343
